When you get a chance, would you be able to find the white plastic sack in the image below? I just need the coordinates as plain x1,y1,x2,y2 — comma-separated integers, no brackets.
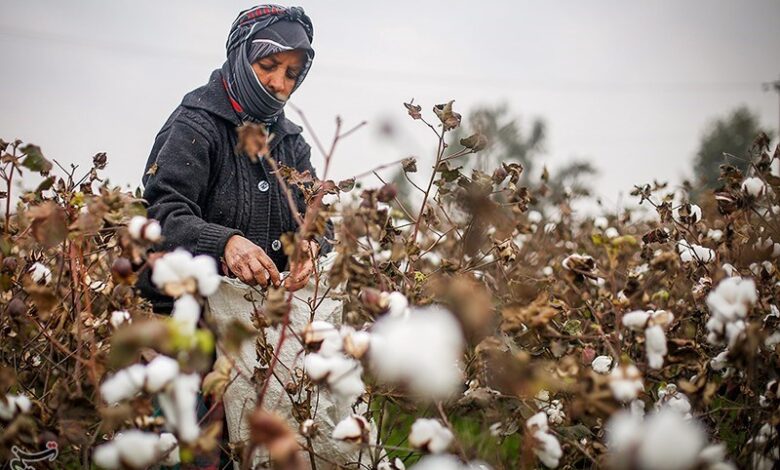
205,254,360,468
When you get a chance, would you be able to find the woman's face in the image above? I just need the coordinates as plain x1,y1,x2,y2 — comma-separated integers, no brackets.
251,49,305,101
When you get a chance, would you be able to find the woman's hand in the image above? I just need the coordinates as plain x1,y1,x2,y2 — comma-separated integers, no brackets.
284,240,319,292
223,235,281,287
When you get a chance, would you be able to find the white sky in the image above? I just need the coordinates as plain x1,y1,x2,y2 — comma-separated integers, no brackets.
1,0,778,214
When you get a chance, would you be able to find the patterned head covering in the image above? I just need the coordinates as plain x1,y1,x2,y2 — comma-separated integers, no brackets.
222,5,315,125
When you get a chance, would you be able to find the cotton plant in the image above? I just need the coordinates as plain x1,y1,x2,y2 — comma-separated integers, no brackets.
93,430,180,469
27,262,52,285
331,414,371,451
369,303,465,400
0,393,31,421
151,248,221,298
127,215,162,243
622,309,674,369
591,355,613,374
409,418,454,454
677,240,715,264
100,355,201,443
526,411,563,468
748,423,779,470
705,277,757,347
654,384,692,420
302,320,367,405
609,364,644,402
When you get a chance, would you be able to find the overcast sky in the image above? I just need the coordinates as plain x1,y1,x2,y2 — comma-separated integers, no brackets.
1,0,778,213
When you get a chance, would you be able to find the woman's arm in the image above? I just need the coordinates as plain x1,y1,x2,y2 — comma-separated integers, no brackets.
142,118,242,262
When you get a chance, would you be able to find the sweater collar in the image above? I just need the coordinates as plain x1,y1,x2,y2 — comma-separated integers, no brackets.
181,69,303,137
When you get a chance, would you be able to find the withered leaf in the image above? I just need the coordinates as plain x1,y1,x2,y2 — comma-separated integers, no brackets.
145,162,159,176
28,201,67,248
237,122,270,162
202,355,233,400
401,157,418,173
20,144,53,174
460,133,488,151
432,100,462,131
403,100,422,120
338,177,356,191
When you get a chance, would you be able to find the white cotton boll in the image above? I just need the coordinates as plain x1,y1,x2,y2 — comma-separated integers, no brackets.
630,399,646,418
528,210,543,224
677,240,715,263
378,457,406,470
622,310,650,331
342,327,371,359
592,355,612,374
742,177,766,197
594,216,608,229
609,365,644,402
370,305,465,400
605,227,619,239
28,262,52,285
191,255,220,296
420,250,442,267
303,321,340,355
410,455,463,470
332,415,369,450
144,220,162,242
110,310,131,329
707,229,723,242
606,411,644,458
542,266,554,277
13,395,30,414
672,204,702,223
151,257,179,288
100,364,146,404
710,350,730,371
656,384,692,419
321,193,339,206
159,374,201,443
127,216,147,240
304,353,333,381
526,411,549,432
545,400,565,425
706,277,757,321
144,355,180,393
725,320,746,348
721,263,738,277
636,410,706,470
93,442,121,469
533,430,563,468
385,291,410,318
544,223,557,234
326,356,365,405
114,431,161,469
409,419,454,454
172,294,200,334
645,325,668,370
157,432,180,466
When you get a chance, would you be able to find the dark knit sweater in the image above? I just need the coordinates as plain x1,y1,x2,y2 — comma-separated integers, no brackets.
137,69,323,311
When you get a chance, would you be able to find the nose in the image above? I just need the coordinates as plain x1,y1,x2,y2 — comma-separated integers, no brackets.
265,71,286,95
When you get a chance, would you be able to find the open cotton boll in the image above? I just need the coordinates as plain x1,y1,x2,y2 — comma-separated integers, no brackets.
410,454,462,470
144,355,180,393
742,177,766,197
127,216,162,242
636,410,706,470
605,227,619,239
93,442,121,469
151,249,221,298
645,325,668,369
158,373,201,443
591,355,612,374
191,255,220,296
378,457,406,470
332,415,370,451
609,365,644,402
606,411,643,460
341,326,371,359
172,294,201,334
409,419,454,454
706,277,757,322
622,310,650,331
0,394,31,421
672,204,702,224
110,310,131,329
303,353,365,405
370,305,464,400
383,291,410,318
303,321,342,357
115,430,163,469
533,430,563,468
157,432,180,466
594,216,608,229
655,384,692,419
28,262,52,285
100,364,146,405
677,240,715,263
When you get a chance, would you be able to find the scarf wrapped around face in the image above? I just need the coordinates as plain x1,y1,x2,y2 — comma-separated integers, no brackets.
222,5,315,125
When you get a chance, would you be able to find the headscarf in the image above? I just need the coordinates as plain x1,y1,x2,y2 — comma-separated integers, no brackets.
222,5,315,125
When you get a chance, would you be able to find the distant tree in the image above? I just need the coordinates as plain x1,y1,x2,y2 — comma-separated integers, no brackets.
449,103,546,180
693,106,772,190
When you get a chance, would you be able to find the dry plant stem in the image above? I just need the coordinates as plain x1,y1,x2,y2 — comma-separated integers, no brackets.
372,171,416,222
255,291,295,409
408,129,446,270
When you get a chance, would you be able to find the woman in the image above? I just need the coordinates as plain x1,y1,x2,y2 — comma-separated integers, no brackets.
139,5,324,311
